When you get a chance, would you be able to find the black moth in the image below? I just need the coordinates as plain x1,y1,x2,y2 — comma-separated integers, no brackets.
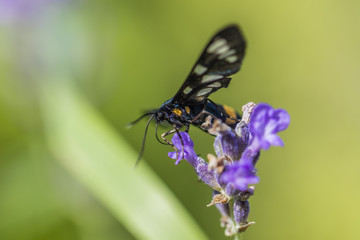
130,24,246,163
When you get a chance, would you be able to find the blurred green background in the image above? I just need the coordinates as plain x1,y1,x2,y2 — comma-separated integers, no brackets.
0,0,359,239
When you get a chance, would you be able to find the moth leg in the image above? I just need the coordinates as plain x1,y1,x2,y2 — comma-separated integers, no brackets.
191,109,221,132
155,122,169,145
175,128,185,160
161,127,185,160
185,124,190,132
190,102,208,124
161,128,179,154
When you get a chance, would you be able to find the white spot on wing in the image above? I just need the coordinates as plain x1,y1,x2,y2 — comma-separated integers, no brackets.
207,38,227,53
216,45,230,55
193,64,207,75
219,49,236,59
196,88,212,97
201,74,223,83
207,82,221,88
183,86,192,94
226,55,238,63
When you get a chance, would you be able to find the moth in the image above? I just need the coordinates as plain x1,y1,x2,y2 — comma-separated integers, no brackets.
130,25,246,162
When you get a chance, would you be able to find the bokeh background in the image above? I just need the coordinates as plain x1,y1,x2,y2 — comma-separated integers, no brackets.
1,0,360,239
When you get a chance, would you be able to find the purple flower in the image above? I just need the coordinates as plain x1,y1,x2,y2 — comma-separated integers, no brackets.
167,102,290,235
219,103,289,192
214,130,246,161
249,103,290,151
233,199,250,225
220,160,259,192
168,132,199,166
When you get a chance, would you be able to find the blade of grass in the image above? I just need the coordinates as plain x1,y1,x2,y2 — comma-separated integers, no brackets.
40,79,208,240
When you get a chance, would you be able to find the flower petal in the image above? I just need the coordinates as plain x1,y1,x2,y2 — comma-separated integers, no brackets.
249,103,290,151
168,132,199,167
220,161,259,192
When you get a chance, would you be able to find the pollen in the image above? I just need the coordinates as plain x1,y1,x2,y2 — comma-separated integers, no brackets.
172,108,182,117
185,106,191,114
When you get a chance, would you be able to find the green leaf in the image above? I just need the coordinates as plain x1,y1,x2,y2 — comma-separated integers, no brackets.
40,79,208,240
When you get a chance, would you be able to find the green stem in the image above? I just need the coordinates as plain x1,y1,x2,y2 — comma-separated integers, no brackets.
233,232,244,240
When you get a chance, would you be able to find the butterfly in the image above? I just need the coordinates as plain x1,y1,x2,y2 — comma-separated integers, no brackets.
130,24,246,163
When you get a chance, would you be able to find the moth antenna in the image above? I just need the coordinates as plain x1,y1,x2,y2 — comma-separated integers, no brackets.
135,114,155,166
127,112,155,129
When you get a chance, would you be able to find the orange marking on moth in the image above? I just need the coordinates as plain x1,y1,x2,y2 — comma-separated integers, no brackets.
223,104,237,125
172,108,182,117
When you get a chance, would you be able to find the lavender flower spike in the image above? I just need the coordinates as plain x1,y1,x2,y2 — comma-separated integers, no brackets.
167,103,290,236
249,103,290,151
220,103,290,192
